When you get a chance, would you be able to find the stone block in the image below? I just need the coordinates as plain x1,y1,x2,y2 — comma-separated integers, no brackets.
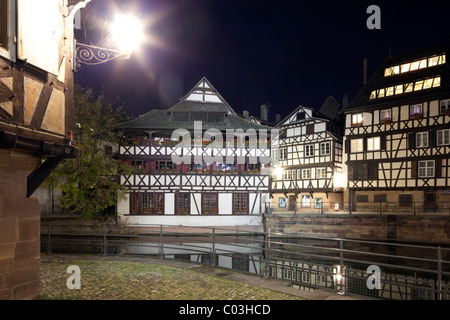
4,266,40,290
11,280,40,300
0,218,19,243
19,217,40,242
0,257,13,274
2,198,40,217
13,240,39,262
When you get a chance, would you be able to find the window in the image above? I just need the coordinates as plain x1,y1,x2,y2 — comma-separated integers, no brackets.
306,124,314,134
370,76,441,100
374,194,387,203
384,54,446,77
416,132,429,148
131,160,147,173
207,113,225,123
301,195,311,208
352,113,363,126
172,112,190,122
440,99,450,114
320,142,330,155
410,104,422,119
437,129,450,146
356,195,369,203
418,160,435,178
316,168,326,179
399,194,413,207
367,137,380,151
175,193,190,215
202,194,218,214
296,112,306,121
233,193,248,214
154,160,175,173
302,169,311,179
283,170,291,180
351,139,364,153
130,193,164,215
0,0,7,49
280,148,288,160
380,109,391,122
305,145,314,157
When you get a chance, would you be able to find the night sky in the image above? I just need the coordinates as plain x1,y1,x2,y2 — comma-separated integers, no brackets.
74,0,450,121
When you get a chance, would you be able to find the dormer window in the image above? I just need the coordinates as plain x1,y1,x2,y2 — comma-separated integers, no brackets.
296,112,306,121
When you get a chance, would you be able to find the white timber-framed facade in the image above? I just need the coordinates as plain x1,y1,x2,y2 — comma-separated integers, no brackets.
343,44,450,212
117,77,273,228
271,97,345,213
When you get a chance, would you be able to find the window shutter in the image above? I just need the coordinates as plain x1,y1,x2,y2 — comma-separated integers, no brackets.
436,159,442,178
411,161,417,178
408,133,415,149
345,139,350,154
429,130,436,148
380,136,386,150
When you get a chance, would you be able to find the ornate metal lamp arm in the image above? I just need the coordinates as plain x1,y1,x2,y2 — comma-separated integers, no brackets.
74,42,131,71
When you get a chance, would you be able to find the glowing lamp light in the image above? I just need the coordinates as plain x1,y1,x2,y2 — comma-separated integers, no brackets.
333,172,346,189
111,14,143,53
274,166,283,179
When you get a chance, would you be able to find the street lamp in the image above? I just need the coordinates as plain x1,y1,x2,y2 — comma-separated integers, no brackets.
74,13,143,71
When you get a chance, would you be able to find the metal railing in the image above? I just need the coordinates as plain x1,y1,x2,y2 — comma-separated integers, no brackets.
265,201,450,216
41,223,450,300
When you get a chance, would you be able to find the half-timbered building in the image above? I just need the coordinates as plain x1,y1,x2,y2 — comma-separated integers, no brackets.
271,96,344,213
343,43,450,212
117,77,273,228
0,0,84,300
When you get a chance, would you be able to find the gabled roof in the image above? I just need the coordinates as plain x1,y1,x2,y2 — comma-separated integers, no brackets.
276,96,342,129
347,42,450,111
120,77,270,131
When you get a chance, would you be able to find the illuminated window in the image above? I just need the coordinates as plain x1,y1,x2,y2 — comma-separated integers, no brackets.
414,80,424,91
316,168,326,179
352,113,363,126
404,82,414,93
302,169,311,179
384,54,446,77
418,160,435,178
378,88,385,98
367,137,380,151
386,86,394,96
380,109,391,122
302,195,311,208
423,78,434,90
320,142,330,155
351,139,364,153
433,76,441,87
395,85,403,95
416,132,429,148
283,170,291,180
410,104,422,119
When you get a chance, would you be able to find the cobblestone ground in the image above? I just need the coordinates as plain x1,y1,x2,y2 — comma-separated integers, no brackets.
40,256,305,300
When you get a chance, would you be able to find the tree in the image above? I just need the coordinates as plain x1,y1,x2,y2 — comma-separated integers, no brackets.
44,85,132,219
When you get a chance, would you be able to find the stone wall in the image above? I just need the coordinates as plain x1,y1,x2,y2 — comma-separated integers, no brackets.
264,214,450,245
0,151,41,300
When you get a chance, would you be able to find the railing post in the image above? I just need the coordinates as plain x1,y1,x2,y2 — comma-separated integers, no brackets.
414,202,417,216
438,246,442,300
212,228,216,268
159,224,164,260
338,238,345,295
103,223,107,256
48,222,52,254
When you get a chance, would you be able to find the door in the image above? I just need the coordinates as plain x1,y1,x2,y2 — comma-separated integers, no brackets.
424,192,436,212
288,195,296,212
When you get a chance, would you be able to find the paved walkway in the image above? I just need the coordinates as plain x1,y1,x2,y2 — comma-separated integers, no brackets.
40,254,364,300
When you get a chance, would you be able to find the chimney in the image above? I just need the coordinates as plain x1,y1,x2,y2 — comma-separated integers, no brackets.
343,94,349,108
276,114,281,122
363,58,368,85
243,110,249,120
261,104,269,122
